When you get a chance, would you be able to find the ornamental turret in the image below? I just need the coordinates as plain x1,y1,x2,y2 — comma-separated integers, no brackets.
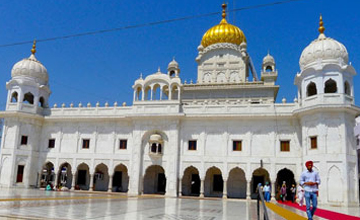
6,41,51,113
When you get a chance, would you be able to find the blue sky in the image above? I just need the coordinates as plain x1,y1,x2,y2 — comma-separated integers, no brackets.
0,0,359,108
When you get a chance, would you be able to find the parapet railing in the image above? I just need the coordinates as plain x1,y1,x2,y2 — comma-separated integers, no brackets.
257,185,270,220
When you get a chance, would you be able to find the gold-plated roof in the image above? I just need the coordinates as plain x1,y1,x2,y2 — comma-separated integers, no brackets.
201,4,246,48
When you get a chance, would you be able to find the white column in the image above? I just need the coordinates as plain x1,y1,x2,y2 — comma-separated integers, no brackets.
141,88,145,101
108,175,113,192
200,179,204,197
222,179,228,198
246,180,251,199
179,178,182,196
159,87,163,100
271,181,276,201
54,171,59,188
89,173,94,191
169,88,172,100
71,172,76,190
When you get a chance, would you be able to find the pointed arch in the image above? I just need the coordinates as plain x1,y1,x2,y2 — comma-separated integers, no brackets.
327,165,343,203
57,162,72,189
204,166,223,197
39,97,45,107
143,165,166,194
93,163,109,191
182,166,200,196
251,168,270,199
227,167,246,198
324,78,337,93
306,82,317,97
112,163,129,192
76,163,90,190
344,81,351,95
23,92,34,104
11,92,18,103
275,168,295,201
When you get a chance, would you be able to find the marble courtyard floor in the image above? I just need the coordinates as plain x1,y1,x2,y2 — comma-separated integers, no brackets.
0,188,347,219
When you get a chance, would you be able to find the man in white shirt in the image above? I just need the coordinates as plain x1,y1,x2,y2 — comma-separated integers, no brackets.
300,160,321,220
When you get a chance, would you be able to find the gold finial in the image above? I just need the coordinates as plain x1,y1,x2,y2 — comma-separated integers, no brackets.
318,14,325,34
31,40,36,55
222,3,227,19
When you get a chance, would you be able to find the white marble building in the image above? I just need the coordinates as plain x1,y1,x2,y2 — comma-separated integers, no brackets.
0,4,359,206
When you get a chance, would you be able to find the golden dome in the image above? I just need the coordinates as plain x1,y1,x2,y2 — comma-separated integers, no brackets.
201,4,246,48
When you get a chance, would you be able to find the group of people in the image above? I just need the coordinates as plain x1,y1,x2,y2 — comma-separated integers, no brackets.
260,160,320,220
278,181,304,205
45,183,69,191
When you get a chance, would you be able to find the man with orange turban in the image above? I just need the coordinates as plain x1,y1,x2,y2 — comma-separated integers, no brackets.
300,161,321,220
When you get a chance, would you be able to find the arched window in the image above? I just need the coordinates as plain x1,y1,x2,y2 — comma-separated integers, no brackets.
144,86,151,101
149,134,163,155
324,79,337,93
171,85,179,100
162,85,169,100
266,66,273,72
344,81,351,95
170,71,175,77
23,92,34,104
153,84,161,100
136,87,142,101
11,92,18,102
306,82,317,97
39,97,45,107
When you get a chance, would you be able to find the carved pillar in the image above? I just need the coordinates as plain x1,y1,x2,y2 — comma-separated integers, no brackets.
108,175,113,192
71,172,76,190
89,173,94,191
223,179,228,198
179,178,182,196
271,181,276,201
37,172,42,188
200,179,204,197
246,180,251,199
54,171,59,188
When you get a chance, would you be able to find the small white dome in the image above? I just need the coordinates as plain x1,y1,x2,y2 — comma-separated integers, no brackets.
263,53,275,64
149,134,163,143
168,58,179,69
11,54,48,85
299,33,348,70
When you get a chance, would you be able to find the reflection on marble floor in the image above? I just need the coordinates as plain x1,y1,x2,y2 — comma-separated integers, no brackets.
0,189,356,220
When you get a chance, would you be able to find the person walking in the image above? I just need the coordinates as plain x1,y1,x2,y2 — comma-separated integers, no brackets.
297,184,305,206
290,184,296,203
263,182,271,202
280,182,287,202
300,160,321,220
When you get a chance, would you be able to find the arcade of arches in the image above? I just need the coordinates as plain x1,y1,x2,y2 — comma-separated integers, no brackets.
40,162,296,200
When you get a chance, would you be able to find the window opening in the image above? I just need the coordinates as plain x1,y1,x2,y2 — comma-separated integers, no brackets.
280,140,290,152
21,136,28,145
188,140,197,150
233,140,242,151
82,139,90,149
48,139,55,148
119,139,127,149
324,79,337,93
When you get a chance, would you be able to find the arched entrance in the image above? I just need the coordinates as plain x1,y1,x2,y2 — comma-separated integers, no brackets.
112,164,129,192
57,163,72,189
251,168,270,199
182,166,200,196
276,168,296,201
40,162,55,188
143,165,166,194
76,163,90,190
93,163,109,191
204,167,223,197
227,167,246,198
